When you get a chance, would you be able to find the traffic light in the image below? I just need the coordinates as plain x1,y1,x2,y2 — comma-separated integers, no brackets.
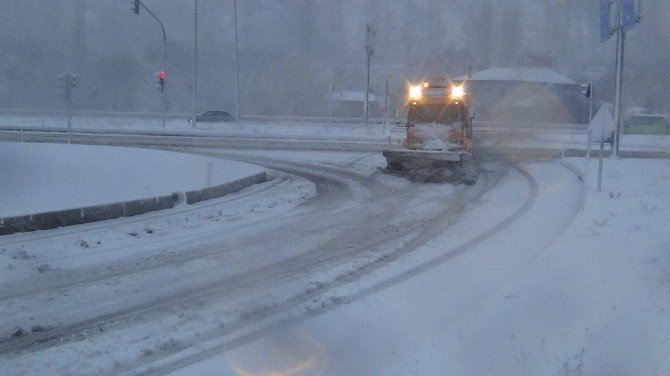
132,0,140,14
158,71,166,92
70,74,79,88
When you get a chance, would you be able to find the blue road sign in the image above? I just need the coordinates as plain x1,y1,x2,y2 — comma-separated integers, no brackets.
621,0,637,30
600,0,612,42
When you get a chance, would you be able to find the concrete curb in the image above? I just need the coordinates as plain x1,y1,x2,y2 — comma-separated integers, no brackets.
0,171,266,236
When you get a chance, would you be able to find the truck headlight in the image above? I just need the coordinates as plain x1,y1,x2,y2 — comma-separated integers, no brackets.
451,85,464,99
409,85,423,100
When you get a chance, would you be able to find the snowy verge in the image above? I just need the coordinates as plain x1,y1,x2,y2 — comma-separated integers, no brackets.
436,158,670,375
0,142,266,232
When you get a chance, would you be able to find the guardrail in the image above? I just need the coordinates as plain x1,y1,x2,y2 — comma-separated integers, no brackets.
238,114,385,125
0,109,597,131
0,108,390,124
0,108,188,120
474,120,589,132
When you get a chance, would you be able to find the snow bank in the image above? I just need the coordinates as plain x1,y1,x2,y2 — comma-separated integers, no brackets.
0,142,264,217
442,158,670,375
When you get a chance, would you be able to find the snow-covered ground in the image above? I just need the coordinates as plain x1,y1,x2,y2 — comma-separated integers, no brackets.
0,144,667,376
170,157,670,376
0,142,264,217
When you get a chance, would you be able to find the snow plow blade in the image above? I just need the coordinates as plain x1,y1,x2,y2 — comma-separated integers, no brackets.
382,148,478,184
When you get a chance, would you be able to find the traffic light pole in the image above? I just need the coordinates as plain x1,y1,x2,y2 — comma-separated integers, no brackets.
136,1,167,127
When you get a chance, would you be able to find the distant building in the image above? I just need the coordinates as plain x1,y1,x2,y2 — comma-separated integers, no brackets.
328,90,380,119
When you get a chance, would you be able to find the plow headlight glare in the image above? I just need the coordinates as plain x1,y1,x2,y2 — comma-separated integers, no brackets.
451,85,464,99
409,85,423,100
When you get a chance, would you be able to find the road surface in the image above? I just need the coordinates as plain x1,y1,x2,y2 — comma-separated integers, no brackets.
0,136,582,375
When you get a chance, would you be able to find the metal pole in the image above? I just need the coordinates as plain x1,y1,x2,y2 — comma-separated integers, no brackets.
581,131,588,209
364,24,373,125
234,0,240,119
589,82,594,123
365,50,370,124
139,2,167,128
613,0,625,158
193,0,198,128
383,79,389,131
329,80,333,124
587,131,592,161
597,122,605,192
67,74,72,144
585,130,592,208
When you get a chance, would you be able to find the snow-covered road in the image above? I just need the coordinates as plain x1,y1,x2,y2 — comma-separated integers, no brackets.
0,143,583,375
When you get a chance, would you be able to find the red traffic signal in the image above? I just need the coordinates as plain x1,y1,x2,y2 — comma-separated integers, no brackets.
157,71,166,92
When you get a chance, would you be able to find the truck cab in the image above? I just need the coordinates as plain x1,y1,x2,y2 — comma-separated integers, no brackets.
405,80,472,153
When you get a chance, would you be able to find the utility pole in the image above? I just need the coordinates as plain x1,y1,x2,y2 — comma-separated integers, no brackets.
234,0,241,119
364,23,375,125
193,0,198,128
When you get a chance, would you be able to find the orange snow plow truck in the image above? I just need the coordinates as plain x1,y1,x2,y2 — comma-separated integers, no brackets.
383,78,477,184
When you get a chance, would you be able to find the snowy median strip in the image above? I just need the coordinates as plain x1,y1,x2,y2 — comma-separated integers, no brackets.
0,142,266,235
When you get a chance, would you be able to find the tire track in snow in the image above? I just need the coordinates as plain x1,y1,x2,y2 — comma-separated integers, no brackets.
128,158,547,376
1,143,543,376
0,154,431,355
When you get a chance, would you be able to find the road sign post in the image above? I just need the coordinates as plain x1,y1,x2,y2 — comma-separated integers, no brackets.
600,0,641,158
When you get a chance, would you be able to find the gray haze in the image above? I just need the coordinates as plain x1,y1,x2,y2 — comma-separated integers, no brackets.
1,0,669,117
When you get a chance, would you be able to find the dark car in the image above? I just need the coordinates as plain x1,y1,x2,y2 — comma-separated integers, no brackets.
195,110,234,122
